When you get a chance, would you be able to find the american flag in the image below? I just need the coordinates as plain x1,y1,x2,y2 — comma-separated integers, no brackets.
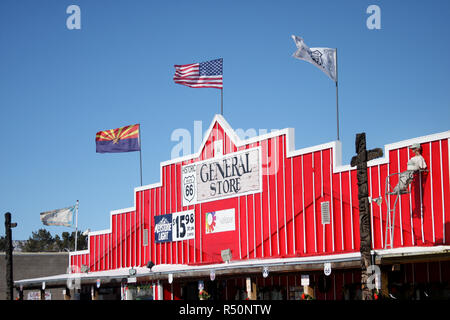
173,58,223,89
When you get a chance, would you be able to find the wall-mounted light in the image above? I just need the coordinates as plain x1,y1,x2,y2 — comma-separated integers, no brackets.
221,249,232,263
146,261,155,271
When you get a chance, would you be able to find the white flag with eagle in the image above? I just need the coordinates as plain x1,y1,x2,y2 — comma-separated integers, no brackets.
40,204,76,227
291,35,337,82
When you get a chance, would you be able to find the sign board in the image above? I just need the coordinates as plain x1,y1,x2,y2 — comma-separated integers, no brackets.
154,214,172,243
27,292,51,300
172,210,195,242
324,262,332,276
128,277,137,283
154,210,195,243
181,147,262,206
205,208,235,234
301,274,310,286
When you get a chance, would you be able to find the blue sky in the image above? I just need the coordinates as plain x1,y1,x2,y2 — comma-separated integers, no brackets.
1,0,449,240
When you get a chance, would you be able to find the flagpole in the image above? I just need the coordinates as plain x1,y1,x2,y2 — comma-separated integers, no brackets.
335,48,340,141
139,124,143,186
220,89,223,115
74,200,78,252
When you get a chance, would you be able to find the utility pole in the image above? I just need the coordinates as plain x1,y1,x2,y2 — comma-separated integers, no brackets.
350,133,383,300
4,212,18,300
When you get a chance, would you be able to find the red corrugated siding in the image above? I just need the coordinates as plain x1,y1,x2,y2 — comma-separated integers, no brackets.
69,119,450,273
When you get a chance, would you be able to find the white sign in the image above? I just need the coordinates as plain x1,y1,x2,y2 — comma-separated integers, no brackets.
27,292,51,300
172,210,195,242
128,277,137,283
182,165,197,205
205,208,235,234
182,147,262,206
301,274,310,286
324,262,332,276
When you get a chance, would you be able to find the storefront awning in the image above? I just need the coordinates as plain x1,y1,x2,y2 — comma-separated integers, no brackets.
15,246,450,290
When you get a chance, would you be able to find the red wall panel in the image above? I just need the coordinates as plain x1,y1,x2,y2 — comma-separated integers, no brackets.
69,118,449,274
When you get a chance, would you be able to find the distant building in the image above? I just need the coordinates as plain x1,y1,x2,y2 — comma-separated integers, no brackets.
1,252,68,300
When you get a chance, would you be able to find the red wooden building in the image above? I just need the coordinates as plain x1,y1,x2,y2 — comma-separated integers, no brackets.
17,115,450,300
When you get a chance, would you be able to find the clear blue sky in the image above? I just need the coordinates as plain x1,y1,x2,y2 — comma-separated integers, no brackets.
1,0,449,240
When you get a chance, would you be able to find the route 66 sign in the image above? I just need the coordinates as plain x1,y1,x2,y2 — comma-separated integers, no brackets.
182,165,196,205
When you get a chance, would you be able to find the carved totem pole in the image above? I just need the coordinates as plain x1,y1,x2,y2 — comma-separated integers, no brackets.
350,133,383,300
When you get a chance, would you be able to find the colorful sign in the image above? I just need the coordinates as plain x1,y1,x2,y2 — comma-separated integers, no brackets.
154,210,195,243
205,208,235,234
182,147,262,206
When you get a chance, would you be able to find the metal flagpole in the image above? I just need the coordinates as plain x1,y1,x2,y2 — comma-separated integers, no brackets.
335,48,340,141
221,89,223,115
74,200,79,252
139,124,143,186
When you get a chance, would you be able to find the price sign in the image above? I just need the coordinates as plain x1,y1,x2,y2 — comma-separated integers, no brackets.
155,210,195,243
172,210,195,242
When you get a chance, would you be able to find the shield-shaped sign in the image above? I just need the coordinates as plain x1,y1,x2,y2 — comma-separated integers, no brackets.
183,175,196,203
324,262,332,276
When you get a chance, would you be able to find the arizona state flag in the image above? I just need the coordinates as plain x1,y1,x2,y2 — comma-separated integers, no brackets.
96,124,140,153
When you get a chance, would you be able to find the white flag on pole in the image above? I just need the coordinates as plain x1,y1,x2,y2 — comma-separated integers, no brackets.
40,204,76,227
291,35,337,82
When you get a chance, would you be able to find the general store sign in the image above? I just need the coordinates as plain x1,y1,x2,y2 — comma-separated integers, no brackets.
181,147,262,206
154,210,195,243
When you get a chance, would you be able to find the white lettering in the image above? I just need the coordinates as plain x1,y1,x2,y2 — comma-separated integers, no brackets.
66,5,81,30
366,5,381,30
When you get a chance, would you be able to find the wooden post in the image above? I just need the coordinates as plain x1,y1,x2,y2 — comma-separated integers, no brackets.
245,277,257,300
4,213,14,300
63,287,71,300
380,267,389,297
351,133,383,300
91,286,99,300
